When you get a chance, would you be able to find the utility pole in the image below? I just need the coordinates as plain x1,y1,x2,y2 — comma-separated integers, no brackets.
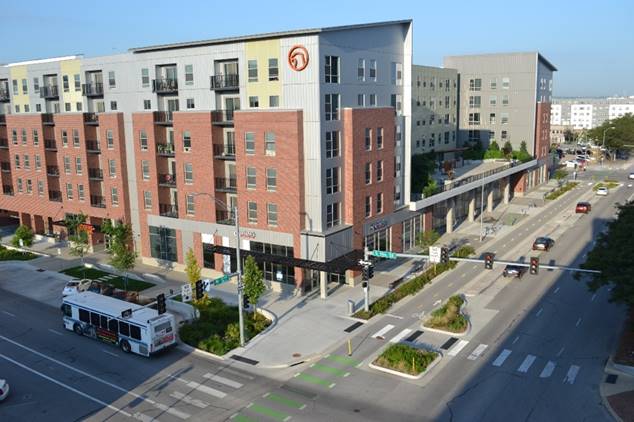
363,246,370,312
235,205,245,347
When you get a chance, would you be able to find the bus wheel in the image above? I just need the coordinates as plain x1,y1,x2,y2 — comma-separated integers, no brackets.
73,323,83,335
120,340,131,353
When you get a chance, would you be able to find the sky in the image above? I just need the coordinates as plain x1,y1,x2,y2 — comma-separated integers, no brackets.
1,0,633,97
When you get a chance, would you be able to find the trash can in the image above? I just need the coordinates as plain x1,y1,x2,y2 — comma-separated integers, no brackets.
348,299,355,315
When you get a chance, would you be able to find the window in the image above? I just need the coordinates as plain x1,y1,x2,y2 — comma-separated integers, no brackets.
186,194,195,215
62,75,69,92
186,98,195,109
377,127,384,149
12,79,17,94
365,128,372,150
249,96,259,108
72,129,80,147
324,56,339,83
376,193,383,214
365,196,372,217
130,325,141,340
265,132,276,156
267,203,278,227
108,159,116,177
182,130,191,151
246,167,256,189
185,64,194,85
76,102,82,111
377,160,383,182
245,132,255,154
110,101,117,111
358,59,365,81
369,94,376,106
326,202,340,228
35,155,41,170
248,60,258,82
33,77,40,92
325,167,339,194
96,101,105,113
63,156,70,174
489,96,497,107
74,74,81,91
502,77,510,89
266,168,277,191
490,79,497,90
501,130,508,140
468,113,481,126
11,129,17,145
78,184,85,201
37,181,44,196
325,131,339,158
391,62,403,85
469,78,482,91
143,99,151,110
502,95,509,106
21,129,27,145
118,321,130,336
144,191,152,209
108,71,116,88
75,157,82,175
106,130,114,149
247,201,258,223
391,94,402,115
66,183,73,200
141,160,150,180
365,162,372,184
469,96,481,108
501,113,509,124
325,94,339,121
269,95,279,108
369,59,377,80
24,154,30,170
16,178,22,193
141,68,150,87
65,102,71,112
15,105,19,113
489,113,496,124
184,163,193,184
134,130,147,153
268,58,279,81
357,94,365,107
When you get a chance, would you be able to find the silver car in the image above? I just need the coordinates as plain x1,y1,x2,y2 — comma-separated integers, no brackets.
62,279,92,297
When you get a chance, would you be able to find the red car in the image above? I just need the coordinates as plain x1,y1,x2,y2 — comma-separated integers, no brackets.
576,202,591,214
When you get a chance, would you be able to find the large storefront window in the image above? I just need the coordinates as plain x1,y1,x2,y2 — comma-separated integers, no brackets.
203,243,236,273
402,215,422,251
149,226,177,262
365,228,390,253
250,241,295,285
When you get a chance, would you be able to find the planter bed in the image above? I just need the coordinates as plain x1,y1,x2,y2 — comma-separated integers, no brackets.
423,295,468,334
370,343,439,379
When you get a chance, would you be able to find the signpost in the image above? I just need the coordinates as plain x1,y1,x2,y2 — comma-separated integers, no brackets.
429,246,442,264
181,284,192,302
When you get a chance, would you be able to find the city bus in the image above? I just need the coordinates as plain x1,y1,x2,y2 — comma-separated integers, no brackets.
61,291,176,357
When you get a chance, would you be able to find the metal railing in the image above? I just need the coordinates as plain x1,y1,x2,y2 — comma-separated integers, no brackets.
88,168,103,180
46,166,60,176
83,112,99,125
158,173,176,187
0,138,8,148
154,111,173,125
152,78,178,94
85,140,101,153
213,143,236,159
3,185,14,196
40,85,59,99
0,87,9,102
210,74,239,90
82,83,104,97
44,140,57,150
49,190,62,202
0,162,10,172
211,109,235,125
90,195,106,208
159,203,179,218
214,177,237,192
0,115,5,125
156,143,175,156
42,113,55,125
215,209,235,225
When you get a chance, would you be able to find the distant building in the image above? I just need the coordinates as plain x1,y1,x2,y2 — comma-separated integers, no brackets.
609,103,634,119
551,97,634,128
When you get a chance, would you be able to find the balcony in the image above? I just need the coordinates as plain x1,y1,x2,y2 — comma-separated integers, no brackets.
42,113,55,126
40,85,59,100
211,109,235,127
0,115,6,126
210,74,239,91
154,111,173,126
44,140,57,151
152,78,178,95
85,140,101,154
156,143,175,157
159,203,179,218
88,168,103,180
158,173,176,187
49,190,62,202
0,138,8,148
213,144,236,160
83,112,99,126
46,166,60,177
215,210,235,226
1,162,10,173
82,83,104,98
0,87,9,102
3,185,14,196
90,195,106,208
215,177,237,193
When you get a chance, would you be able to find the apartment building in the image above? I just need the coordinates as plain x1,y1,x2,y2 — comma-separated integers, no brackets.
551,97,634,129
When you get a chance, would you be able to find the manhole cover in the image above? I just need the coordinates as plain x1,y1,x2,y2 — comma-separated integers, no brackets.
36,268,46,272
353,409,361,413
292,353,301,358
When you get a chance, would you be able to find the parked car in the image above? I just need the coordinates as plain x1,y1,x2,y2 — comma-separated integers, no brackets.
576,202,591,214
628,173,634,180
565,160,578,168
532,237,555,251
503,265,526,278
62,279,92,297
0,379,9,401
596,187,609,196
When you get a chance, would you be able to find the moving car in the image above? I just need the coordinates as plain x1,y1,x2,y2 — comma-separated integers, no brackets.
596,187,609,196
576,202,591,213
503,265,526,278
62,279,92,297
0,379,9,401
628,173,634,180
532,237,555,251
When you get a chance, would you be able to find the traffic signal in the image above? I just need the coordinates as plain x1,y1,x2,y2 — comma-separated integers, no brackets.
530,257,539,275
368,264,374,279
195,280,203,300
362,281,368,289
440,247,449,264
242,294,249,309
484,253,494,270
157,293,166,314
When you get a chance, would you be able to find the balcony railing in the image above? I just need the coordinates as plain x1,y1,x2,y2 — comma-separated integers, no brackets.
49,190,62,202
0,138,8,148
46,166,60,176
90,195,106,208
40,85,59,99
158,173,176,187
211,109,235,126
215,210,235,226
1,162,10,172
42,113,54,126
83,112,99,126
82,83,104,97
154,111,173,126
215,177,237,193
44,140,57,151
0,115,5,125
213,144,236,159
159,203,179,218
3,185,14,196
0,87,9,102
210,74,239,91
88,168,103,180
152,78,178,94
85,140,101,154
156,143,175,156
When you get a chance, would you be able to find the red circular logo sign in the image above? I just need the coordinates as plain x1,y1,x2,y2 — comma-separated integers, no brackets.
288,45,309,71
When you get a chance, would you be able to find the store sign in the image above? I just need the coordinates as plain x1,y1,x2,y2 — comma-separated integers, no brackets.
288,45,309,71
369,219,388,232
238,231,256,240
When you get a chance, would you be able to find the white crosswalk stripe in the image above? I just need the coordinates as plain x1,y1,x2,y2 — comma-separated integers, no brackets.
389,328,413,343
372,324,395,339
172,376,227,399
448,340,469,357
539,361,556,378
563,365,580,384
170,391,209,409
133,413,156,422
517,354,537,373
203,373,243,389
467,344,488,361
492,349,512,367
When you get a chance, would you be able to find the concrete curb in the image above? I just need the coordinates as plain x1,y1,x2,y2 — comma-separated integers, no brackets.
600,355,628,422
1,243,51,258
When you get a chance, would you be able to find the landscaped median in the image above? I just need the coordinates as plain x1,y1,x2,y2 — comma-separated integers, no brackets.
353,245,475,320
544,181,579,200
60,265,155,291
593,180,620,191
0,245,38,261
369,343,440,379
423,295,469,335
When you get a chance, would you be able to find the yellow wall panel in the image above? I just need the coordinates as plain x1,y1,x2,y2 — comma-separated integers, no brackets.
244,39,281,107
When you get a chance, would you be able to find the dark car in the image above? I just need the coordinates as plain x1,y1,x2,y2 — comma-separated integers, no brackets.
532,237,555,251
576,202,591,214
503,265,526,278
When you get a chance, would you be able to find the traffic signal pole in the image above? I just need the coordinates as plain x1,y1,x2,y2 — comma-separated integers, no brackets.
363,247,370,312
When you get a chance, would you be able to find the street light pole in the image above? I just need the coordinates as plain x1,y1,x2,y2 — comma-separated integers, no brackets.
234,205,245,347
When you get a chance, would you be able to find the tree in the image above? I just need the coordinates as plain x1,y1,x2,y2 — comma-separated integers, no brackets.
102,220,137,291
484,141,504,159
64,213,87,237
416,229,440,253
512,140,533,163
588,114,634,151
68,226,90,278
422,179,439,198
502,141,513,158
242,255,265,317
12,225,34,247
410,152,438,195
563,129,578,144
185,247,201,288
575,201,634,306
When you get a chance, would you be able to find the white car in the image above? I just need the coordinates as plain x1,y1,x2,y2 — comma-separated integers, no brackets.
629,173,634,180
0,379,9,401
596,187,609,196
565,160,578,168
62,279,92,297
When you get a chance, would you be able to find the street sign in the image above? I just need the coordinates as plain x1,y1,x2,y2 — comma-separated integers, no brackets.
370,250,397,259
213,274,232,286
429,246,442,264
181,284,192,302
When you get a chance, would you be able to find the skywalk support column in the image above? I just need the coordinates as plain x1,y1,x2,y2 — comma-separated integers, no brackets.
503,178,510,204
468,193,476,222
320,270,327,299
487,190,494,213
446,199,455,234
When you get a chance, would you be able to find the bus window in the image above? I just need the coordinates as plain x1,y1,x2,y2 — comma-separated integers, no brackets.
130,325,141,341
62,304,72,317
119,321,130,336
79,308,90,323
100,315,108,328
108,319,118,333
90,312,100,326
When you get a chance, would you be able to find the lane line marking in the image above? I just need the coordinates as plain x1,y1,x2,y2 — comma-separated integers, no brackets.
536,308,543,317
48,329,63,336
170,391,209,409
448,340,469,357
554,287,560,294
512,336,520,345
591,294,596,302
203,373,243,389
575,318,582,327
385,313,404,320
467,344,488,361
101,349,119,358
2,311,16,317
492,349,512,367
133,413,156,422
371,324,395,339
539,361,556,378
563,365,580,384
389,329,413,344
517,354,537,373
557,347,565,357
433,299,442,306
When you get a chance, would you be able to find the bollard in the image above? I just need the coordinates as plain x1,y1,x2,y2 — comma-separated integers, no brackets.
347,299,355,315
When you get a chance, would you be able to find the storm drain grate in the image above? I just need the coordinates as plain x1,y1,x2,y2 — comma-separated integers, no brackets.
440,337,459,350
405,330,424,343
344,322,364,333
605,374,618,384
36,268,46,272
230,355,259,365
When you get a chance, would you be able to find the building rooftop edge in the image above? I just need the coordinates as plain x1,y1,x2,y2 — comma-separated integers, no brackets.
5,55,83,67
443,51,557,71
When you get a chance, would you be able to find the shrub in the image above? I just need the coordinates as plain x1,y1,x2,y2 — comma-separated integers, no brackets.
424,295,467,333
452,245,475,258
0,245,37,261
373,344,438,375
12,225,34,247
